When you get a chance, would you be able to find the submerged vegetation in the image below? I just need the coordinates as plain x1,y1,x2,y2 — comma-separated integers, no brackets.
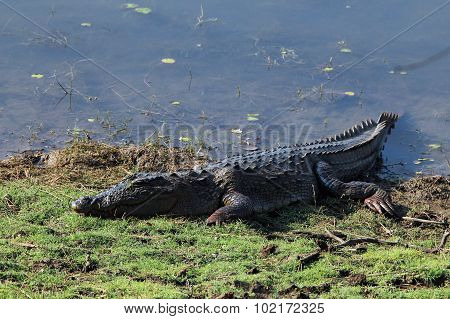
0,141,448,298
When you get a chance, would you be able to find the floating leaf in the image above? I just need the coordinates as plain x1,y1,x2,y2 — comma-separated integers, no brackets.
231,128,242,134
417,158,434,162
179,136,191,142
428,143,442,150
135,7,152,14
31,74,44,79
340,48,352,53
171,101,181,106
122,3,139,9
80,22,92,27
87,118,96,123
161,58,176,64
322,66,333,72
344,91,355,96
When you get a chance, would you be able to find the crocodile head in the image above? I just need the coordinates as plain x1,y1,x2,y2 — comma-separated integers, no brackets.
71,171,218,218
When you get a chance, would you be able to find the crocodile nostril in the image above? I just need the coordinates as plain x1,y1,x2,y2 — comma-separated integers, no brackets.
71,200,80,210
71,196,93,214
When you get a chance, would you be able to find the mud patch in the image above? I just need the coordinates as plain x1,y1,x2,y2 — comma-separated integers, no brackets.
261,244,277,257
280,283,331,299
347,274,368,286
390,273,447,289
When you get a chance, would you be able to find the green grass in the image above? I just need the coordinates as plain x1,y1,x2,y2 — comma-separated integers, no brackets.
0,180,448,298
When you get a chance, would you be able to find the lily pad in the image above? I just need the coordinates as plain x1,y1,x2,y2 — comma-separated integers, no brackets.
31,74,44,79
161,58,176,64
179,136,191,142
135,7,152,14
80,22,92,27
428,143,442,150
122,3,139,9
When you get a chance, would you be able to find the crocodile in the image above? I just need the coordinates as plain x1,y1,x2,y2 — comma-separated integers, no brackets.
71,112,399,224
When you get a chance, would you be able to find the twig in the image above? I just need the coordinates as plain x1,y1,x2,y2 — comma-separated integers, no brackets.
1,16,13,34
188,69,193,91
297,249,322,268
290,229,332,241
335,237,400,249
111,88,157,115
402,216,448,226
10,242,38,249
195,5,218,27
425,231,450,253
324,227,345,244
378,221,393,236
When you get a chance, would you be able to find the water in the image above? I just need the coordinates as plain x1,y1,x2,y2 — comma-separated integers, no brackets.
0,0,449,176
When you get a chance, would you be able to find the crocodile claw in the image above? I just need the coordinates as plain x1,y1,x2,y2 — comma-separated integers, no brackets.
364,189,397,217
206,217,222,226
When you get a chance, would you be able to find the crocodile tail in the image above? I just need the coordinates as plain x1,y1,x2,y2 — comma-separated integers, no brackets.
315,112,398,179
373,112,398,139
344,112,398,162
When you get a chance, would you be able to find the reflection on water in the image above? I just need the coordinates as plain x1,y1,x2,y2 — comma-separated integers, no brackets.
0,0,449,176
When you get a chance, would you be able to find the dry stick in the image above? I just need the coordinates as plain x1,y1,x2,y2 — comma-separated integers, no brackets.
402,216,448,226
324,227,345,244
334,237,400,249
297,249,322,268
378,221,393,236
426,231,450,253
188,69,193,91
290,229,332,241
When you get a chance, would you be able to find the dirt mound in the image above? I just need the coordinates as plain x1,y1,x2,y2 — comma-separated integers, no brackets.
0,141,205,187
396,175,449,201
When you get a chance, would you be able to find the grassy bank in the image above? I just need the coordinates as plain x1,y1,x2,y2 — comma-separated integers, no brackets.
0,142,448,298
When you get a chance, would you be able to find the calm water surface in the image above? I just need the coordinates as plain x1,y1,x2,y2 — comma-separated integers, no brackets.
0,0,449,176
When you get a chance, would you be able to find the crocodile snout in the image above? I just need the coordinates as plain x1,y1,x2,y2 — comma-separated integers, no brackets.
71,196,94,214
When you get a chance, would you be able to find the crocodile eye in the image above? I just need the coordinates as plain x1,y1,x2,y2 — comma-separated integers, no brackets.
129,178,151,188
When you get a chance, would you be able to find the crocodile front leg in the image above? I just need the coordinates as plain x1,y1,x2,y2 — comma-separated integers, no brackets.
315,161,397,217
206,192,253,225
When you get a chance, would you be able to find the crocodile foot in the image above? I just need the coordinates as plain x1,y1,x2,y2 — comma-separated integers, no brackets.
364,189,397,217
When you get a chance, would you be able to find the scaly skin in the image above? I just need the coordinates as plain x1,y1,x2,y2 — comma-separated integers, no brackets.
72,112,399,224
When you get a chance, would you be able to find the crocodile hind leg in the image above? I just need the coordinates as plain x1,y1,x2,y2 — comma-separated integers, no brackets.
206,192,253,225
315,161,397,217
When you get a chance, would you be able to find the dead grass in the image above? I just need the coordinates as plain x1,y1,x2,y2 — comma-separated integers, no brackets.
0,140,205,188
